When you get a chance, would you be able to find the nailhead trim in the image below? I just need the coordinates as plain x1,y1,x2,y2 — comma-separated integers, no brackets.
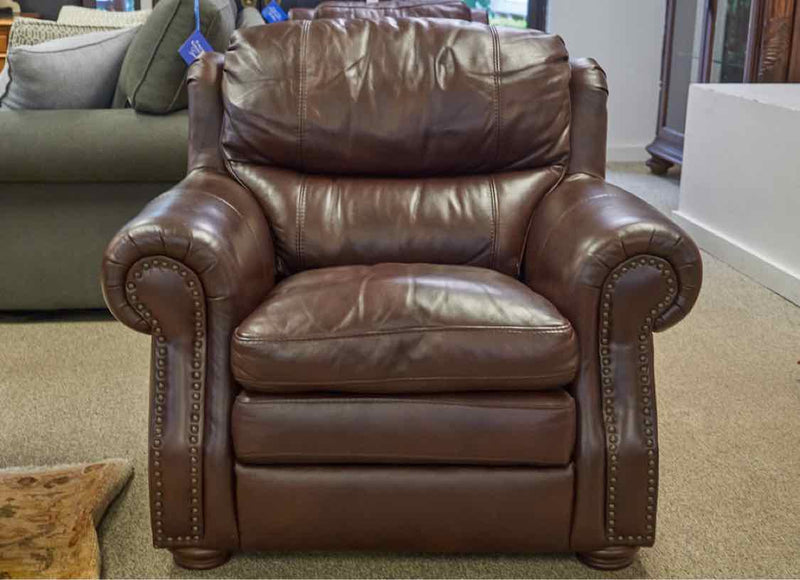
125,257,206,547
600,256,677,546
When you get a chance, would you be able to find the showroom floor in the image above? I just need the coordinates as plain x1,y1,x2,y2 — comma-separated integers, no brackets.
1,164,799,578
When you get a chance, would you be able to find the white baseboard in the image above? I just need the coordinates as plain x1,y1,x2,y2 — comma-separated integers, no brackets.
607,144,650,163
672,211,800,306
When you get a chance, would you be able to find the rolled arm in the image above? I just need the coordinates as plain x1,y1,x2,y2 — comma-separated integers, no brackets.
101,169,274,551
525,173,701,331
103,169,274,331
523,173,701,552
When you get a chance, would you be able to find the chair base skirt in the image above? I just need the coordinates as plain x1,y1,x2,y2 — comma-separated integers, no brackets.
236,463,574,553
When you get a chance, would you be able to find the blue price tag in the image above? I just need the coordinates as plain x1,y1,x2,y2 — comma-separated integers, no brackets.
178,29,214,65
261,0,288,23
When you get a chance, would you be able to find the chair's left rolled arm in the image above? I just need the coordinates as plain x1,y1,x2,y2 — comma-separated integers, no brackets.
101,168,274,551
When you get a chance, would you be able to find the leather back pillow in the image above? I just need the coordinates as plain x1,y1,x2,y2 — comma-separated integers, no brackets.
114,0,236,114
222,19,571,176
312,0,473,20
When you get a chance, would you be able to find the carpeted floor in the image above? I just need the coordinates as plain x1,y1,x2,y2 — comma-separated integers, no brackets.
1,163,799,578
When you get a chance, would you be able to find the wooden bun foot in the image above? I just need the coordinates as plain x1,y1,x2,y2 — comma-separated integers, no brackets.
577,546,639,570
171,547,231,570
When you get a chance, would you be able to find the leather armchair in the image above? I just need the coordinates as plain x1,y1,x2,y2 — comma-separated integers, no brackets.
101,18,702,571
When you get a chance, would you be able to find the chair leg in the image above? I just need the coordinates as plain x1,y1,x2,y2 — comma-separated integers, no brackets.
171,547,231,570
577,546,639,570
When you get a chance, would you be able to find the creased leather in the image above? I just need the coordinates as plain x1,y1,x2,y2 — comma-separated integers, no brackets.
523,173,702,550
233,390,576,465
231,163,562,276
101,169,275,550
315,0,472,20
290,1,489,22
222,19,570,176
232,263,579,393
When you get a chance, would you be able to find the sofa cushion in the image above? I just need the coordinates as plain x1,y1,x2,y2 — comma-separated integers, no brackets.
7,16,117,47
56,6,152,27
222,18,571,176
233,390,576,466
114,0,235,113
232,263,579,393
0,27,139,110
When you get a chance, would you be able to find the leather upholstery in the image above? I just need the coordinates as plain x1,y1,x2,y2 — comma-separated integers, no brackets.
99,15,703,565
288,0,489,23
568,58,609,178
523,174,702,550
222,20,571,176
235,164,562,276
233,390,576,465
236,465,574,552
232,263,579,393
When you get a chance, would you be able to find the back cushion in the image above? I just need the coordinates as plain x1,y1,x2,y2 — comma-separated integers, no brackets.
221,19,571,276
312,0,474,21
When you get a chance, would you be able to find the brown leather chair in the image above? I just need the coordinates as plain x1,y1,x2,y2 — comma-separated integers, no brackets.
101,17,702,572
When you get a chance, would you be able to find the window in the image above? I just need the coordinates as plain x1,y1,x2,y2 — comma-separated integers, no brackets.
462,0,547,30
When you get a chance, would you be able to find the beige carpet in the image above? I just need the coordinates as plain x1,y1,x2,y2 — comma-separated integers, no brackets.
1,164,799,578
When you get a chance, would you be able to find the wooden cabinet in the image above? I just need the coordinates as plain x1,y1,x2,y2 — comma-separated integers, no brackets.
647,0,800,174
1,13,38,70
0,17,11,70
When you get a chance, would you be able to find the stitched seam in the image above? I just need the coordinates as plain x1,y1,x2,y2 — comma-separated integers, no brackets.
489,175,498,270
296,176,307,270
490,25,502,165
238,399,573,411
237,371,576,387
297,20,310,171
237,452,562,464
235,324,574,343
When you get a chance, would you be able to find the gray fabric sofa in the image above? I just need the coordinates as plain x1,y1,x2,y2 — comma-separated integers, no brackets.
0,110,188,310
0,6,264,310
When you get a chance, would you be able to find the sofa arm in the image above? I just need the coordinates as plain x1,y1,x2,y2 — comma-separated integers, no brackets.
0,109,188,183
523,173,702,551
102,168,274,551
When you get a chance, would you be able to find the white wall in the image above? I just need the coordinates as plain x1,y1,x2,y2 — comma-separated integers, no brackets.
548,0,666,162
674,84,800,305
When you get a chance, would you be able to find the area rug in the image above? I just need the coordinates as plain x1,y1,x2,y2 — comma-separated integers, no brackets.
0,459,133,579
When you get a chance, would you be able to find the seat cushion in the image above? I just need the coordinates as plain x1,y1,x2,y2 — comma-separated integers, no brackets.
232,263,579,393
233,390,575,466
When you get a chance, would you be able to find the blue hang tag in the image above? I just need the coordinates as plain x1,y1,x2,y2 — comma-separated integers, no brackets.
179,29,214,65
261,0,288,23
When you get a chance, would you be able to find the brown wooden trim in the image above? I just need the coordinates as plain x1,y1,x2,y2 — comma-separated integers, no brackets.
790,0,800,80
755,0,797,82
